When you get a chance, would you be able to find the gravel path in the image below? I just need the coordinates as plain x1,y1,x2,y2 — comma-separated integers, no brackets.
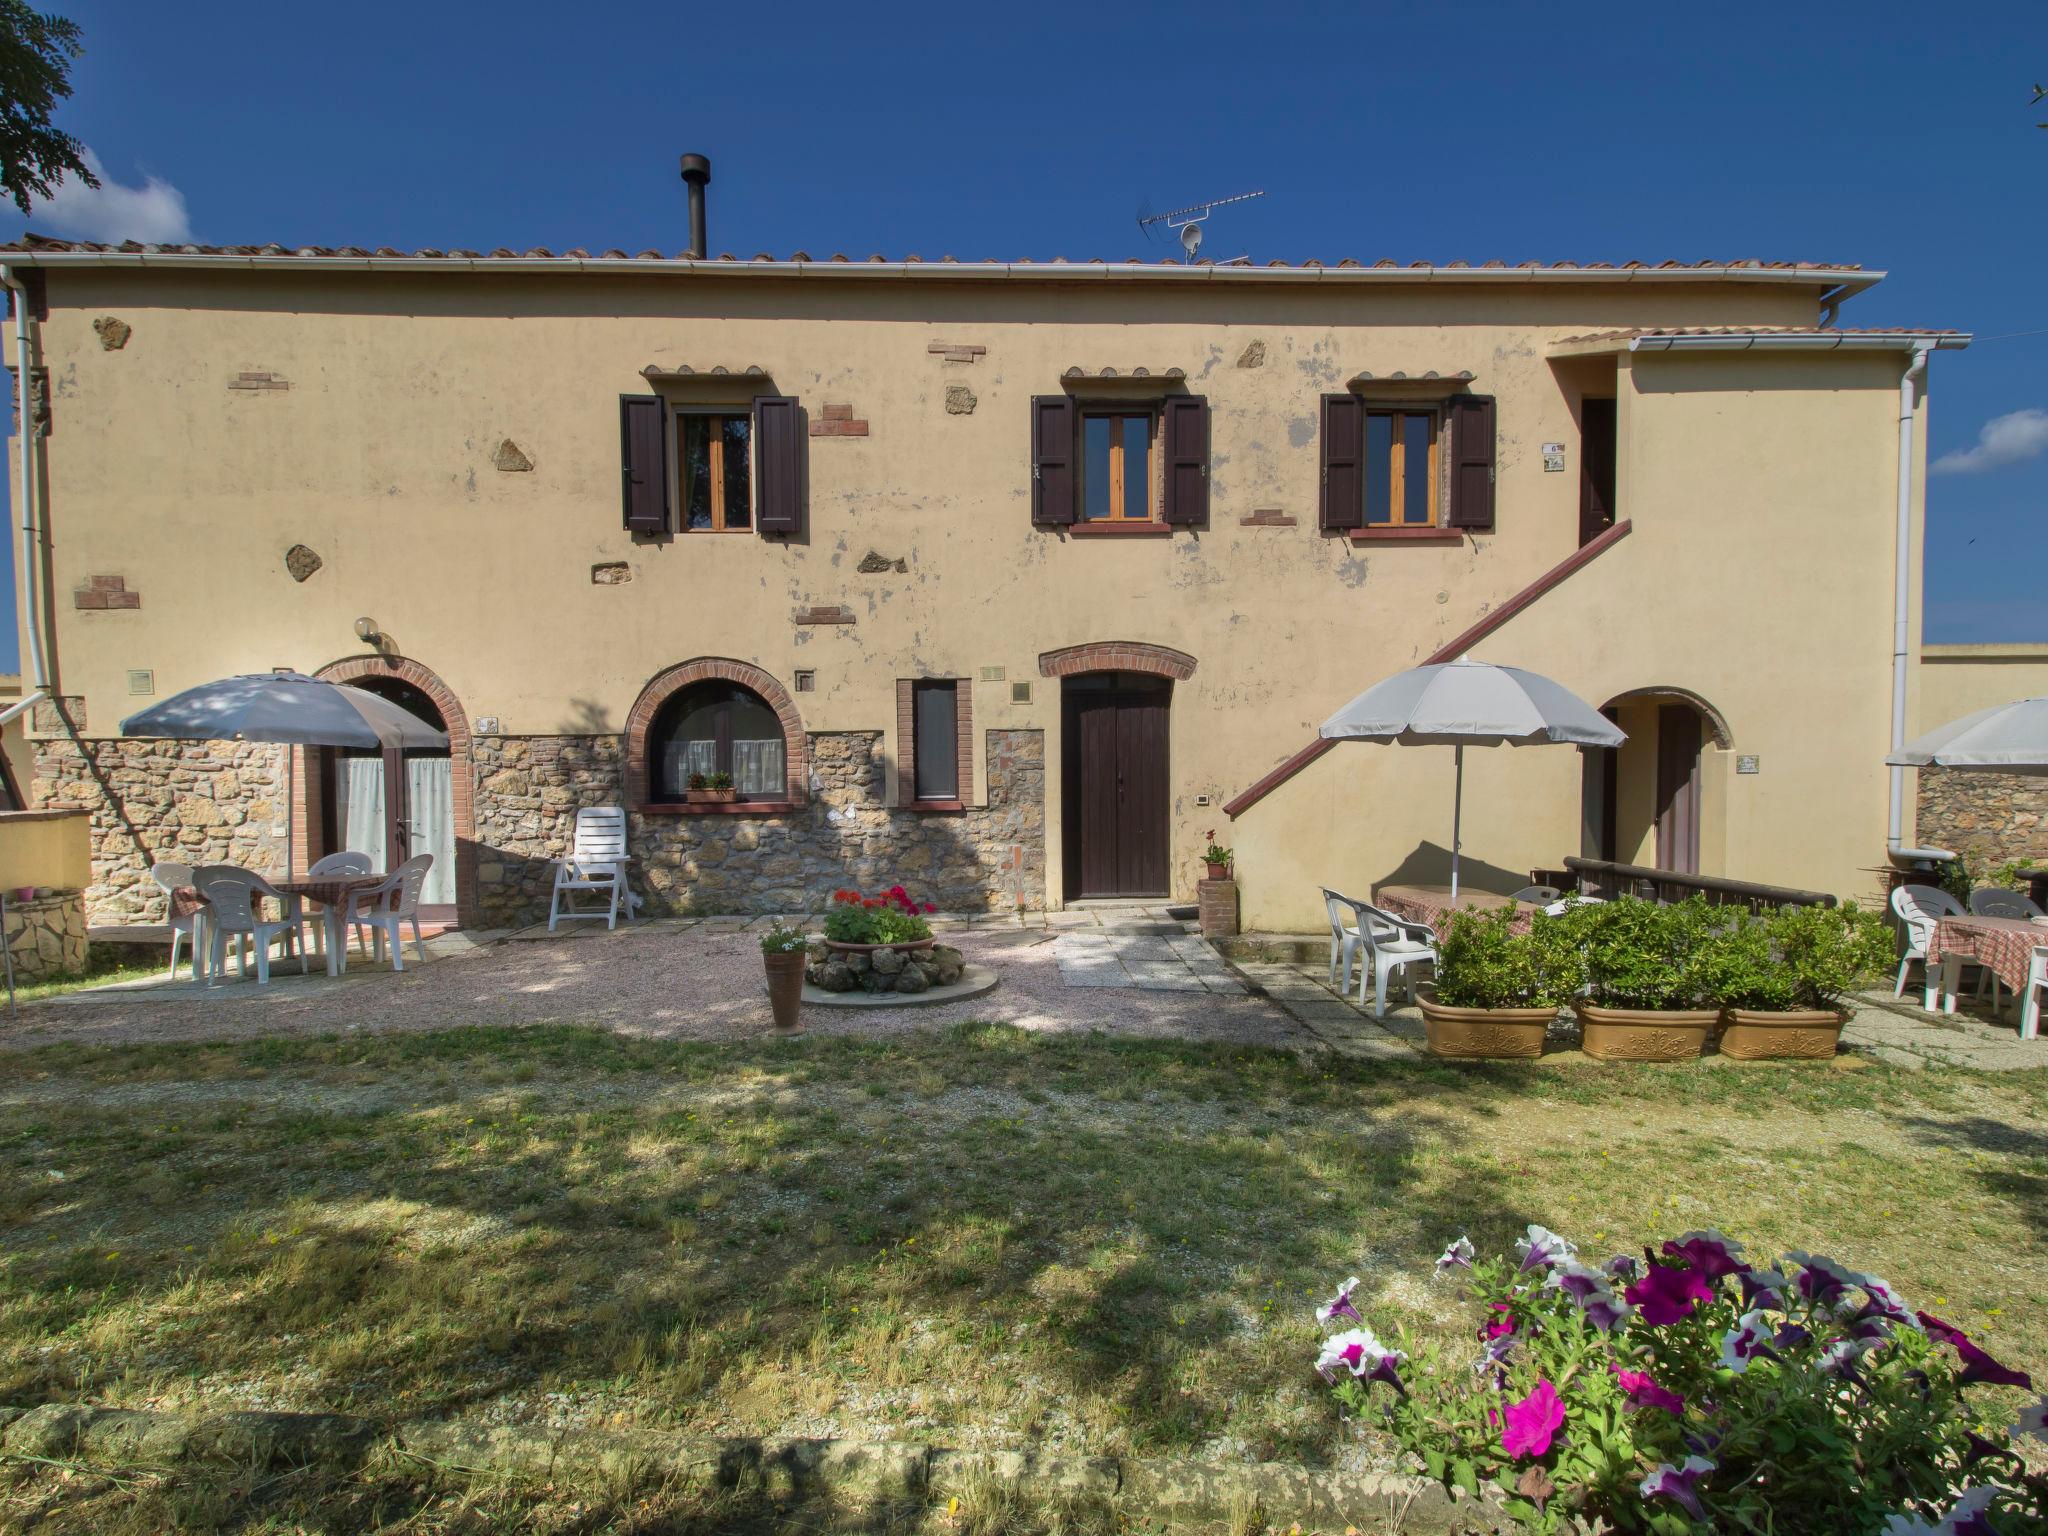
0,925,1311,1052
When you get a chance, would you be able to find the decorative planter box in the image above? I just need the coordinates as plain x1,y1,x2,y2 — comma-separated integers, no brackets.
684,788,739,805
1418,993,1556,1058
1197,878,1238,940
1717,1007,1846,1060
1573,1000,1717,1062
821,937,937,956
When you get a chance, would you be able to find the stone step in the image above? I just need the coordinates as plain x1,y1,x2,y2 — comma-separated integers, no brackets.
1216,932,1327,965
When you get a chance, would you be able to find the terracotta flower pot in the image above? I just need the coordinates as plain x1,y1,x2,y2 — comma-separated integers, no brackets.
685,787,739,804
1204,861,1232,882
1717,1007,1846,1061
1574,1000,1717,1062
763,950,806,1034
822,936,937,956
1419,992,1556,1059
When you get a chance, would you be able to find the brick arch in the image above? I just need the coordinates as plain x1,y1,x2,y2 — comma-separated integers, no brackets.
1600,685,1734,749
1038,641,1197,682
625,658,808,808
311,653,478,926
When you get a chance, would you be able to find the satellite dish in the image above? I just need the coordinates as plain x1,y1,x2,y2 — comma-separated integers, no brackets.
1180,222,1203,258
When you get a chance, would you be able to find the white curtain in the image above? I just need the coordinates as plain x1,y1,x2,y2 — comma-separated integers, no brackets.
405,757,457,905
338,757,386,871
733,738,784,796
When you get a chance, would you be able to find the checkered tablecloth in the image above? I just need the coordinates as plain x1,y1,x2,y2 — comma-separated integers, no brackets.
1375,884,1539,937
1930,915,2048,996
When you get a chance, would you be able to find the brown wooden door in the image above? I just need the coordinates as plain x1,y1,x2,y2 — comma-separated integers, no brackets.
1063,679,1171,898
1579,398,1617,548
1654,705,1702,875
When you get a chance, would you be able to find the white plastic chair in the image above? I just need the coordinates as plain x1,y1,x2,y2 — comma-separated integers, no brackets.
1322,888,1365,995
343,853,434,972
310,851,375,959
2022,947,2045,1042
1352,901,1438,1019
548,807,643,930
1970,887,2046,920
149,860,203,981
192,865,302,986
1891,884,1983,1012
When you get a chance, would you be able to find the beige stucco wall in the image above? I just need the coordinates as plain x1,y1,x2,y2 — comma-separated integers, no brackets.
13,268,1925,925
0,809,91,891
1919,644,2048,723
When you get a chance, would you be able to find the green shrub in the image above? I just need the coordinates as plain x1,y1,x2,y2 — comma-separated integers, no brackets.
1699,903,1893,1012
1433,907,1583,1010
1574,896,1720,1011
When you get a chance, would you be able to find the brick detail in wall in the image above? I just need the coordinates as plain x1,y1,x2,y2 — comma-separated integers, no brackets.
810,402,869,437
928,343,987,364
313,654,479,925
794,605,855,625
1916,768,2048,874
74,575,140,610
1037,640,1198,682
1240,508,1297,527
894,678,977,808
624,658,809,809
470,728,1046,926
228,370,291,391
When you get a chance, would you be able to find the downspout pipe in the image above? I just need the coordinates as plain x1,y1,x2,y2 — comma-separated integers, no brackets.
0,264,49,694
1888,343,1948,864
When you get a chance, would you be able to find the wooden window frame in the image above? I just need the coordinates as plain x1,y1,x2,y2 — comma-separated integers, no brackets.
896,677,975,811
676,410,754,533
1076,407,1161,526
1362,404,1442,529
649,680,790,803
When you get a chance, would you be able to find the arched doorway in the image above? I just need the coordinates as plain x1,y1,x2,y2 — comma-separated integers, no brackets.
1582,688,1732,876
313,657,475,925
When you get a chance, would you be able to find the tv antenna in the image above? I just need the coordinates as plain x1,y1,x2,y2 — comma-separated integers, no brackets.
1137,189,1265,260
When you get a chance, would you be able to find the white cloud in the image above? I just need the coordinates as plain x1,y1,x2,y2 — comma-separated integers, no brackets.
1932,408,2048,475
30,147,190,245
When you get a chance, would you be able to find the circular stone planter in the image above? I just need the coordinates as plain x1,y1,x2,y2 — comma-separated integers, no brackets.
821,937,938,956
1573,1000,1717,1062
1418,993,1557,1059
795,964,1001,1009
1717,1007,1846,1061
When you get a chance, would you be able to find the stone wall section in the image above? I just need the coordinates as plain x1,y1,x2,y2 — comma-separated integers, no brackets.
4,889,88,979
35,738,285,923
472,729,1045,926
1916,769,2048,874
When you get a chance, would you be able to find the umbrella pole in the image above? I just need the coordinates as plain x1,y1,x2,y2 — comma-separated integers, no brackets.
285,746,295,880
1450,744,1464,902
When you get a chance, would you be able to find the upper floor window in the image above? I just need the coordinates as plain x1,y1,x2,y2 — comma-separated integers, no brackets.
1081,411,1156,523
1364,407,1439,527
649,681,787,800
680,413,753,531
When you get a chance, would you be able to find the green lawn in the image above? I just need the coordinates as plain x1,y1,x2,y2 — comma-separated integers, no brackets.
2,1024,2045,1533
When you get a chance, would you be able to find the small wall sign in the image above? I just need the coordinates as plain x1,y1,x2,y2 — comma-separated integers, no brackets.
1542,442,1566,472
125,669,154,695
476,715,501,736
1737,755,1761,775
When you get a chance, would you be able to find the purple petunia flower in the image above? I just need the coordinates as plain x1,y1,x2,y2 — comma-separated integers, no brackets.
1473,1331,1519,1372
1663,1229,1746,1280
1515,1225,1577,1273
1640,1456,1715,1521
2013,1395,2048,1442
1720,1310,1776,1374
1737,1266,1790,1310
1917,1313,2036,1390
1435,1236,1475,1274
1547,1262,1633,1332
1774,1321,1813,1353
1784,1251,1859,1307
1500,1378,1564,1460
1818,1337,1881,1378
1603,1253,1641,1283
1316,1275,1363,1326
1938,1486,2004,1536
1580,1289,1636,1332
1612,1367,1685,1416
1481,1302,1517,1341
1314,1327,1406,1392
1625,1260,1714,1327
1854,1275,1919,1328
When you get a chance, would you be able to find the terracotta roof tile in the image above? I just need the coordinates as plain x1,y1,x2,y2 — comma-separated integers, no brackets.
1556,325,1965,343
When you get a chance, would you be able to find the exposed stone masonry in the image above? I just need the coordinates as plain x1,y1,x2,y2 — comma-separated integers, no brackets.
36,738,286,923
4,890,88,980
472,729,1044,926
1917,768,2048,873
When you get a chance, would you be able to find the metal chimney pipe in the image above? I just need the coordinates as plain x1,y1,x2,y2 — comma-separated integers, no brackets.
679,153,711,258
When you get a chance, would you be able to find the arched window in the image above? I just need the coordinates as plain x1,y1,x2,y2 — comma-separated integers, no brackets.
647,681,789,801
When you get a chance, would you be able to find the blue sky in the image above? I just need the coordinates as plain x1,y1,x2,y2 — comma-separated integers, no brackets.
4,0,2044,669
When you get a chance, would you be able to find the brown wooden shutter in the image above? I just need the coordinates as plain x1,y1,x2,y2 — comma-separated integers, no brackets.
1446,393,1498,531
753,395,804,535
1160,395,1209,526
619,394,668,533
1319,393,1365,530
1030,395,1076,525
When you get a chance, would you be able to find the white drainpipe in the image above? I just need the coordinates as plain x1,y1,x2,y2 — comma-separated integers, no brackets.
1888,343,1946,862
0,264,50,695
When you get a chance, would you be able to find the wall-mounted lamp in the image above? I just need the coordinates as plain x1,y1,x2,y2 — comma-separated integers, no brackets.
354,616,381,646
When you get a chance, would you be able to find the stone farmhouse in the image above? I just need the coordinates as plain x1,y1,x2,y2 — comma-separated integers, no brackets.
1,201,1969,932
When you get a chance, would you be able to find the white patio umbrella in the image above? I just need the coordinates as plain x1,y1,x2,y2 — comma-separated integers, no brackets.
121,671,448,878
1887,697,2048,773
1319,655,1626,899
